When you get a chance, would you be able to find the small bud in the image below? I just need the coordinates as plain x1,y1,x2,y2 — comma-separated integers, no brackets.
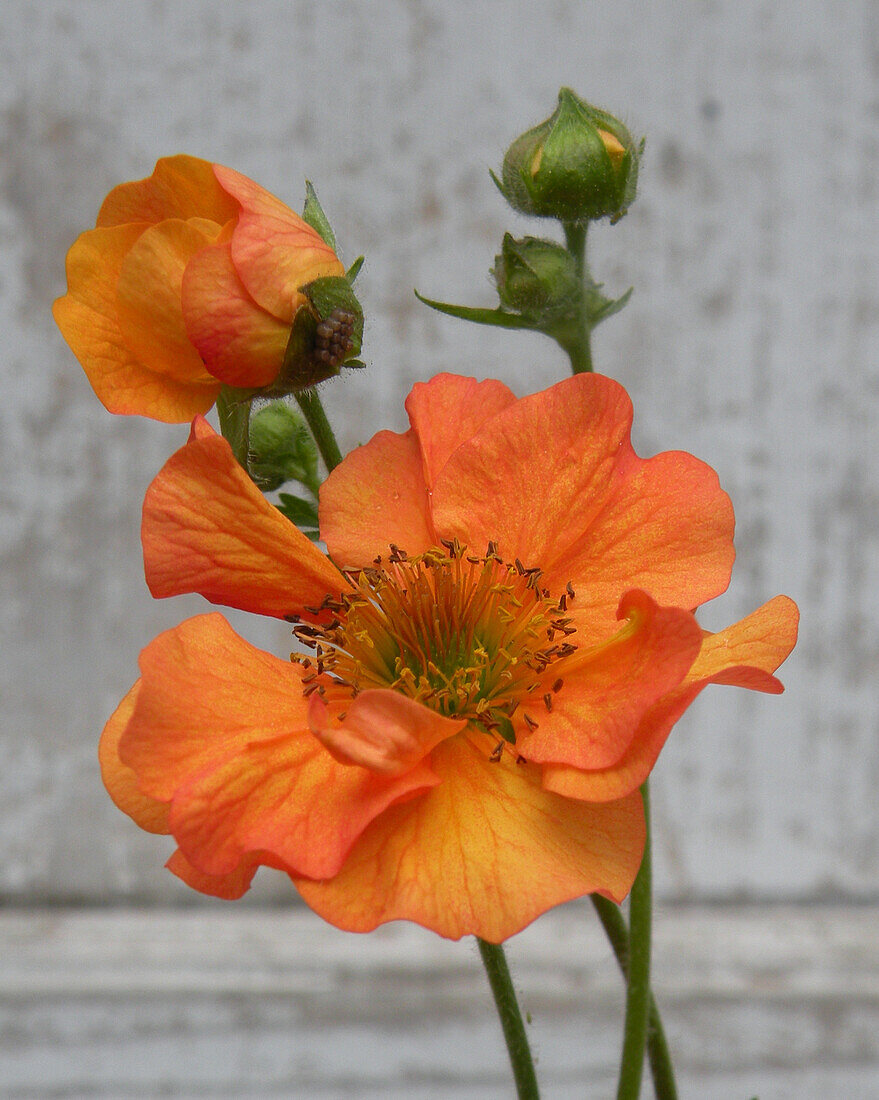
248,402,318,492
493,234,579,322
495,88,641,224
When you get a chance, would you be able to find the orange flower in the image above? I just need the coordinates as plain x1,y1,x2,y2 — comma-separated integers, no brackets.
53,155,345,422
101,373,798,941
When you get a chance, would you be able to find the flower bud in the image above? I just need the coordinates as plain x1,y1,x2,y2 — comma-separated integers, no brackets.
248,402,318,493
493,234,580,322
496,88,641,224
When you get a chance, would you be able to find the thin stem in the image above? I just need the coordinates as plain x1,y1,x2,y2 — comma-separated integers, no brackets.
216,386,251,471
294,388,343,473
562,221,594,374
476,938,540,1100
615,781,653,1099
590,894,678,1100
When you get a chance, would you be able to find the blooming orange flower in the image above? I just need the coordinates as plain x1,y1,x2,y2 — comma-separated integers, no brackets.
101,373,798,941
53,155,345,422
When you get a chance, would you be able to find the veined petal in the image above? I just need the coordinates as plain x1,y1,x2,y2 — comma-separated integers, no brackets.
214,164,344,323
542,595,800,802
308,690,465,775
181,239,291,387
143,417,347,619
99,680,170,835
404,373,517,492
320,428,435,567
121,614,439,880
295,734,645,943
97,155,239,228
518,590,702,771
116,218,222,384
53,224,219,422
166,848,259,900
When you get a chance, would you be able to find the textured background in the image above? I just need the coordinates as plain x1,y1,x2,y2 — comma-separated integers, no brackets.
4,0,875,906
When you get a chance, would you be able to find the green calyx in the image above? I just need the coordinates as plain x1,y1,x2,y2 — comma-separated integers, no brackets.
274,275,365,393
493,234,580,322
248,402,319,495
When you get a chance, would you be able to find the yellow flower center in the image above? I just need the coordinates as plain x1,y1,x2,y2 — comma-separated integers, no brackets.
292,540,578,752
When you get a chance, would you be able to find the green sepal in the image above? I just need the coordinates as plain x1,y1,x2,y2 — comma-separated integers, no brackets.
346,255,365,283
414,290,540,332
302,181,337,251
274,275,365,391
277,492,320,539
583,280,633,328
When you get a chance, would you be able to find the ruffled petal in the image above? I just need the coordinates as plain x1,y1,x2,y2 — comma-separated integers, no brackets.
517,590,703,771
320,428,435,567
97,155,239,228
214,165,344,322
166,848,259,900
116,218,222,384
404,373,517,492
53,224,219,421
121,614,440,880
99,681,170,835
143,417,348,619
308,690,465,775
295,734,645,943
181,239,291,387
542,595,800,802
431,374,734,640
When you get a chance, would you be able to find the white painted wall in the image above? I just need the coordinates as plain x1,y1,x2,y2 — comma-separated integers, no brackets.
2,0,877,906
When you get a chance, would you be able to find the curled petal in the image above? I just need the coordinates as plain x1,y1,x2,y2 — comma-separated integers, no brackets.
215,164,344,322
143,417,348,619
99,681,170,835
308,690,465,775
542,595,800,802
97,155,239,228
166,848,259,900
181,239,291,387
296,735,645,943
518,590,702,771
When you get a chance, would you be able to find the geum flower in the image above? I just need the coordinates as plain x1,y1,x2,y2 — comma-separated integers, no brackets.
102,373,798,942
53,155,345,422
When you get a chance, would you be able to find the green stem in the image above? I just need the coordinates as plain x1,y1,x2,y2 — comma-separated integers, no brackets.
294,389,344,473
216,386,251,471
615,781,653,1099
590,894,678,1100
476,938,540,1099
562,221,594,374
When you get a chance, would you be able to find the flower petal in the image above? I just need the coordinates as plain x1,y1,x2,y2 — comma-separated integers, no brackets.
97,155,239,228
99,680,170,835
116,218,222,384
53,225,219,421
166,848,259,900
518,590,702,771
181,239,291,387
404,373,517,492
542,595,800,802
121,614,440,880
143,417,348,619
308,690,466,775
320,428,435,567
214,164,344,322
431,374,734,639
295,734,645,943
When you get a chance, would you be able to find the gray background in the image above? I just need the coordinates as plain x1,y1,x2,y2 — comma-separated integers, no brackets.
1,1,877,1096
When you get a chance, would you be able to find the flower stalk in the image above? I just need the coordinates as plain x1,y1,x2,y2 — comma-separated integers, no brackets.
477,938,540,1099
295,388,344,473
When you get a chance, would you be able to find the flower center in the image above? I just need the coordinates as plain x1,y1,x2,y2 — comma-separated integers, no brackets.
292,540,577,747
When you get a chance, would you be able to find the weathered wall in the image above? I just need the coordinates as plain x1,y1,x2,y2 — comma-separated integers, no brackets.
1,0,876,904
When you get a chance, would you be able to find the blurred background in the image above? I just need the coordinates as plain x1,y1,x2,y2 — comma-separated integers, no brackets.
2,1,877,1096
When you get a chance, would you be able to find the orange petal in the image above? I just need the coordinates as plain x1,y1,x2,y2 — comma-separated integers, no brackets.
99,680,170,834
431,374,734,640
181,239,290,387
143,417,348,618
122,614,439,880
116,218,222,384
53,225,219,421
295,734,645,943
320,428,435,568
404,373,517,492
166,848,259,900
97,155,239,228
214,164,344,322
517,590,702,771
309,690,466,775
542,595,800,802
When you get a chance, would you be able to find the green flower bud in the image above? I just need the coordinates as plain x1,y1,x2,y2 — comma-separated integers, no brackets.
493,234,580,322
496,88,641,224
273,275,365,393
248,402,319,493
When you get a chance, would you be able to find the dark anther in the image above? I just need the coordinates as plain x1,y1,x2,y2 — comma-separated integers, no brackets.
566,581,575,599
523,713,538,730
543,692,553,712
552,678,563,693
